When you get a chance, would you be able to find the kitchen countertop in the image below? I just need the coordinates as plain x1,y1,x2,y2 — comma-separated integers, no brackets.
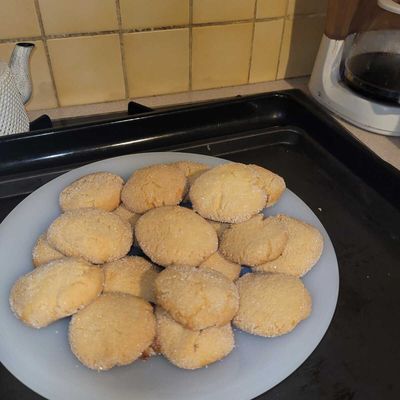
28,77,400,171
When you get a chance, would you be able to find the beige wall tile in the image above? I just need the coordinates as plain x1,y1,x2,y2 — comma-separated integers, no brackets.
38,0,118,35
0,0,41,39
0,41,57,110
277,15,325,79
257,0,287,19
48,35,125,106
120,0,189,29
193,0,255,23
192,23,253,90
249,19,284,83
287,0,328,15
124,29,189,97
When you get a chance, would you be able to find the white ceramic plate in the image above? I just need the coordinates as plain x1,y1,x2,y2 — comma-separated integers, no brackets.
0,152,339,400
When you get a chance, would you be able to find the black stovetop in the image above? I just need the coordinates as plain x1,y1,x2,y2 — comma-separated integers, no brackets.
1,90,399,400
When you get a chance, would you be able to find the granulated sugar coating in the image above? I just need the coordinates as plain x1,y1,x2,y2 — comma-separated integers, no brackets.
189,163,267,223
59,172,124,212
47,208,133,264
233,273,312,337
155,266,239,330
155,307,234,370
135,206,218,268
220,214,289,267
9,257,104,329
121,164,186,214
32,232,64,268
254,214,324,277
69,293,155,371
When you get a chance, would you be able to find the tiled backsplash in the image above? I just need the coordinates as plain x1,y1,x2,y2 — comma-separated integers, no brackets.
0,0,327,110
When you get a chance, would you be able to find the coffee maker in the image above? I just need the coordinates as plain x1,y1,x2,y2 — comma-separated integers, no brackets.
309,0,400,136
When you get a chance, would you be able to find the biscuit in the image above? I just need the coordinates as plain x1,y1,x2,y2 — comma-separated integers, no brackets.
113,204,141,228
198,252,241,281
155,266,239,330
103,256,159,303
10,258,103,329
69,293,155,371
32,233,64,268
59,172,123,212
135,206,217,268
121,164,186,213
189,163,266,223
171,161,209,201
47,208,133,264
254,214,324,276
233,273,312,337
220,214,288,266
207,220,230,240
156,307,234,370
249,165,286,207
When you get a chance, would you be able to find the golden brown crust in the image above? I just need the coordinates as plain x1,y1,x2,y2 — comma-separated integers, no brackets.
233,273,312,337
32,233,64,268
220,214,288,266
156,307,234,369
59,172,123,212
189,163,267,223
121,164,186,213
9,257,104,328
69,293,155,370
155,266,239,330
135,206,218,268
47,208,133,264
103,256,159,303
254,214,324,276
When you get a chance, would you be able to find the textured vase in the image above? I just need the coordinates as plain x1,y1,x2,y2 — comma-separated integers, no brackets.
9,42,34,105
0,62,30,136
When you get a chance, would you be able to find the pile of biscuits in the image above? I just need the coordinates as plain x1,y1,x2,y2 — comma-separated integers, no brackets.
9,161,323,371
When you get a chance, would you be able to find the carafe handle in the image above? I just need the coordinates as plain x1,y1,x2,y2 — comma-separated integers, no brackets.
378,0,400,14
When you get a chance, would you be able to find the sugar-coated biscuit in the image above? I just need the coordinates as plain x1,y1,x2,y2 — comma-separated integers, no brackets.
47,208,133,264
113,204,141,241
254,214,323,276
156,307,234,370
121,164,186,213
135,206,217,268
9,258,103,328
249,165,286,207
233,273,312,337
32,233,64,268
189,163,266,223
59,172,123,212
69,293,155,371
207,220,230,240
103,256,159,303
198,252,241,281
220,214,288,266
171,161,209,201
155,266,239,330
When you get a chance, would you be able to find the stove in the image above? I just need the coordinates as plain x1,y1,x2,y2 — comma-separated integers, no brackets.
1,90,399,400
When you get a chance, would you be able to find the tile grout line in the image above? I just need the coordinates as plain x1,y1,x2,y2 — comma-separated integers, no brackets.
115,0,129,99
247,0,258,84
0,13,327,44
33,0,60,107
189,0,193,91
276,0,290,80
